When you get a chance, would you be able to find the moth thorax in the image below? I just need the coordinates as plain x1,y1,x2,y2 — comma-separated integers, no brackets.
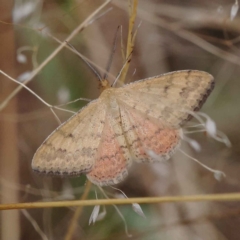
100,79,111,91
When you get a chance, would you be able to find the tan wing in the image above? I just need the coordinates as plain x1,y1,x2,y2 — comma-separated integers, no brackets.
87,98,132,186
117,70,214,128
118,101,180,163
32,99,107,176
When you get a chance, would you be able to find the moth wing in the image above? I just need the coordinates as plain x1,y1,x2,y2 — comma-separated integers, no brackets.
118,101,180,163
87,100,132,186
114,70,213,162
119,70,214,128
32,99,107,176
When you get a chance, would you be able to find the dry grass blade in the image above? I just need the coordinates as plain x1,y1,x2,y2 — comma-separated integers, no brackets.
2,193,240,210
118,0,138,84
64,181,92,240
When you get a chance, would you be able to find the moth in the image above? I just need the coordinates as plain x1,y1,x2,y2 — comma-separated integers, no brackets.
32,70,214,186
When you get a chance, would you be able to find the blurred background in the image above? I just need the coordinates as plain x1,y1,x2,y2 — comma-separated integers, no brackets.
1,0,240,239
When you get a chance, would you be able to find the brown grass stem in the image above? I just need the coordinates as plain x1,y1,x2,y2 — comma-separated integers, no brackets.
1,193,240,210
118,0,138,84
64,180,92,240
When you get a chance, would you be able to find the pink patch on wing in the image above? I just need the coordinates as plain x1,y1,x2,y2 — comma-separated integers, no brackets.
87,115,128,186
129,110,180,161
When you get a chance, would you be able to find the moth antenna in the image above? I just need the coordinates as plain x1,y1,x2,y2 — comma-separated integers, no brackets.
65,41,103,83
103,26,120,80
120,25,125,60
111,51,133,87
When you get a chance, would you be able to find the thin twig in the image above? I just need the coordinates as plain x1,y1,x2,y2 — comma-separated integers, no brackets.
138,5,240,66
64,180,92,240
98,187,131,237
2,193,240,210
0,70,76,117
118,0,138,84
21,209,48,240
